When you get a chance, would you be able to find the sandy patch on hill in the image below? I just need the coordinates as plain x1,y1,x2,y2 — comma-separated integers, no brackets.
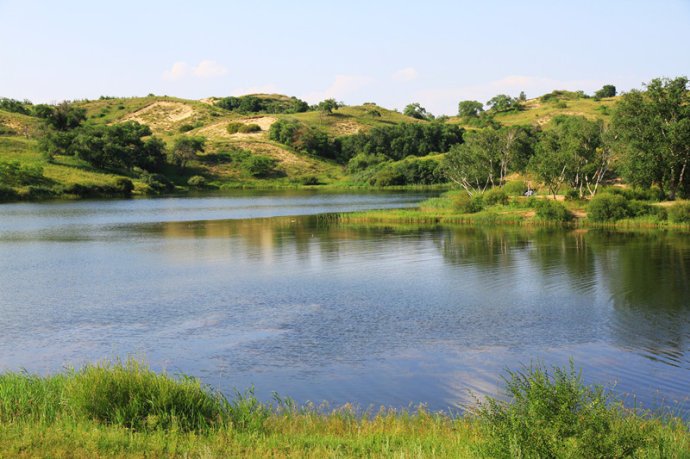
123,102,194,130
239,116,277,131
195,117,277,139
330,120,363,136
232,140,311,167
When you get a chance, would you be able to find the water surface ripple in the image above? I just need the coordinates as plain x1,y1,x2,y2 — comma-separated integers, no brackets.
0,192,689,415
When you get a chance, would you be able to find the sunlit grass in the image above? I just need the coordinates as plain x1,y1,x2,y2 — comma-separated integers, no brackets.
0,359,687,457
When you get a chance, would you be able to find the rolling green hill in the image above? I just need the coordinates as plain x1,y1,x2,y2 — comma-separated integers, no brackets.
0,91,619,202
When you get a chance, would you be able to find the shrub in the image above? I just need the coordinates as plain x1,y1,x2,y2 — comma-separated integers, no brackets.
60,183,130,198
626,199,668,219
608,187,662,202
227,122,243,134
0,160,44,186
300,175,320,185
371,167,406,186
22,185,57,199
227,122,261,134
240,123,261,133
113,178,134,196
503,180,527,196
142,173,175,193
475,361,649,458
587,193,630,222
483,187,509,206
178,124,195,133
346,153,388,173
64,360,228,431
187,175,206,188
535,199,573,222
452,193,484,213
243,155,278,178
565,188,580,201
668,202,690,223
0,185,19,202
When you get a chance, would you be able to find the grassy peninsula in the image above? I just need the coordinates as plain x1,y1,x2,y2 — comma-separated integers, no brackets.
1,359,688,458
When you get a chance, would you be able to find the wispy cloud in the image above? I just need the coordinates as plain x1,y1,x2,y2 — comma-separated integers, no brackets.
162,60,228,81
192,60,228,78
162,62,190,81
303,74,373,102
392,67,418,82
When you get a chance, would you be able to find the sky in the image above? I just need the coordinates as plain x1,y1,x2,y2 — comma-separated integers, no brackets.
1,0,689,115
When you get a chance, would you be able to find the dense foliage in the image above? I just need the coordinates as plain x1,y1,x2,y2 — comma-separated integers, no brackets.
443,125,537,194
403,103,434,120
611,76,690,199
458,100,484,118
0,97,33,115
216,95,309,114
337,122,463,162
475,361,649,458
529,116,608,198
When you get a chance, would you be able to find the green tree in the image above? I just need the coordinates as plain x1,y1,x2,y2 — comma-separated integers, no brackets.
35,102,86,131
170,136,206,169
317,98,341,115
72,122,165,171
610,76,690,199
442,129,501,195
529,116,605,198
594,84,616,98
486,94,520,113
458,100,484,118
403,102,433,120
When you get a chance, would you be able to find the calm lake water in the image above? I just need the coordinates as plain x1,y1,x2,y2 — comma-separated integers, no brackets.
1,191,689,415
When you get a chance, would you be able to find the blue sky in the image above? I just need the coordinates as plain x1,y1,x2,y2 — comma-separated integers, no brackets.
1,0,689,114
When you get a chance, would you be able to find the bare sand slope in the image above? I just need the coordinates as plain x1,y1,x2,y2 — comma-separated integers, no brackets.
123,102,194,130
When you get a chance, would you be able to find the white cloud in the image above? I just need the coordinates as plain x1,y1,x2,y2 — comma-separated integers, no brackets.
392,67,418,82
192,60,228,78
162,60,228,81
303,74,373,103
162,62,190,81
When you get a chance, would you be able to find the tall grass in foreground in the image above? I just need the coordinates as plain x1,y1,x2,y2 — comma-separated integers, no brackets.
0,359,688,457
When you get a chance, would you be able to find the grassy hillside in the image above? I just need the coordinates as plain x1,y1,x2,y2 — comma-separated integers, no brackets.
0,91,620,202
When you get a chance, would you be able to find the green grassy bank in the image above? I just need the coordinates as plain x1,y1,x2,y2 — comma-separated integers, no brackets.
1,359,688,458
340,189,690,231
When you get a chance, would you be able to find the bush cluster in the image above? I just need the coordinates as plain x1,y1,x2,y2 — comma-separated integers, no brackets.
483,187,509,206
452,193,484,213
668,202,690,223
535,199,573,222
475,361,648,458
503,180,528,196
369,158,442,186
216,95,308,114
0,160,44,186
227,122,261,134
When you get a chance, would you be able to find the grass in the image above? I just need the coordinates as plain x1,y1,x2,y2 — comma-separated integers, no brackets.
342,190,690,232
0,359,687,457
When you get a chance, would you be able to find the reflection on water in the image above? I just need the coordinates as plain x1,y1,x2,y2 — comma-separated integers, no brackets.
0,196,689,415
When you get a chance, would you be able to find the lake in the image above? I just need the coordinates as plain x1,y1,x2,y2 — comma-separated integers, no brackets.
0,191,689,415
